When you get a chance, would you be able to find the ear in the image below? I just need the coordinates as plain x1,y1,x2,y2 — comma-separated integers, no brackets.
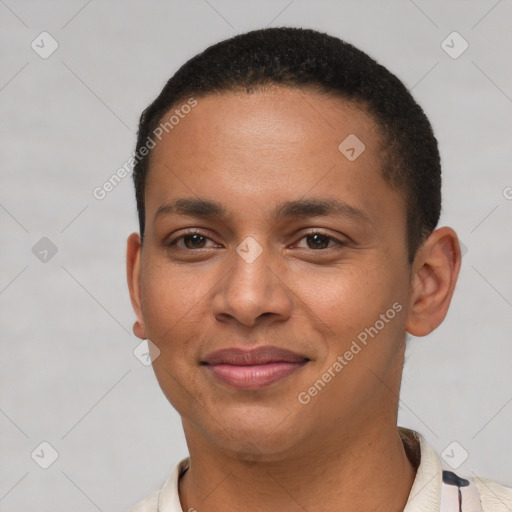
126,232,147,340
405,227,462,337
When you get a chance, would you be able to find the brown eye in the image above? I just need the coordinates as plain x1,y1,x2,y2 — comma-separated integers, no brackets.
167,230,218,250
181,233,208,249
295,231,344,250
305,233,332,249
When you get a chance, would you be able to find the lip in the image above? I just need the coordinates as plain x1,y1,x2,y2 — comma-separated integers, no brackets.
202,346,310,390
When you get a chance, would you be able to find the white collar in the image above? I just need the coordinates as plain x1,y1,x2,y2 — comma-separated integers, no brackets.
153,427,444,512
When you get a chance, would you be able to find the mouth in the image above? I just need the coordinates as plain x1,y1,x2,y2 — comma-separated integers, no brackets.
201,346,310,391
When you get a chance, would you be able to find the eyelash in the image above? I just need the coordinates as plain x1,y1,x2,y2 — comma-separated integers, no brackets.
165,229,347,252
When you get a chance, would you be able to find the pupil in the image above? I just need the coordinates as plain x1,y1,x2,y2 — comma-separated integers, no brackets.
185,234,205,249
308,234,329,249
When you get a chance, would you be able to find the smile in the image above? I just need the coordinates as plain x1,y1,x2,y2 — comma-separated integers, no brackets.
204,361,309,390
201,346,310,390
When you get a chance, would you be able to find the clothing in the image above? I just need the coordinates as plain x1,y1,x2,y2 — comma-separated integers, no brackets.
130,427,512,511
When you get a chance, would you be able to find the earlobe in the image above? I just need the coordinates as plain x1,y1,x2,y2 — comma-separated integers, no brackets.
405,227,461,337
126,232,147,340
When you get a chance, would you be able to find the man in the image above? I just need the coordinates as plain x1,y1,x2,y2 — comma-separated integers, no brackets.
126,27,511,511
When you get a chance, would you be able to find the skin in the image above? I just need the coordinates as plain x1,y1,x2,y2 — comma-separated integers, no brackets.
126,86,461,512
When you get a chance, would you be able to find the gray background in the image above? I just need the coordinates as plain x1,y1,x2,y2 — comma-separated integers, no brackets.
1,1,511,511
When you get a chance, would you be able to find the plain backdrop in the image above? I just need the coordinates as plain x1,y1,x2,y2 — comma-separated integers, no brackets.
1,1,511,511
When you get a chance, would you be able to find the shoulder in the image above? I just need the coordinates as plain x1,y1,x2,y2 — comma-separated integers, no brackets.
474,476,512,512
129,489,159,512
128,456,191,512
399,427,512,512
441,469,512,512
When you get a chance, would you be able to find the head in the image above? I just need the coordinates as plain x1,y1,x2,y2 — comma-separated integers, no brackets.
127,27,461,461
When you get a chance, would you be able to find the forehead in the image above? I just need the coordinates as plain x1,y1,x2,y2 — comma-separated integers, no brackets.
153,87,378,157
145,87,404,232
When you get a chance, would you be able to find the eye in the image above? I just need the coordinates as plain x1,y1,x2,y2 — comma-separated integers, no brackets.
166,229,219,250
294,231,345,250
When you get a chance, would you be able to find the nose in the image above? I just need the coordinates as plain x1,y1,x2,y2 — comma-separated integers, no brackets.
210,239,293,328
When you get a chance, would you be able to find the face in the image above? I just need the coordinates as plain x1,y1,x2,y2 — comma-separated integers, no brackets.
128,87,417,461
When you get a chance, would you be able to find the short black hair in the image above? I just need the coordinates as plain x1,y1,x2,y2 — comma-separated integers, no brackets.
132,27,441,263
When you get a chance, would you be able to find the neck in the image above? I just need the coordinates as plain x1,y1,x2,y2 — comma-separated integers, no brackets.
179,423,418,512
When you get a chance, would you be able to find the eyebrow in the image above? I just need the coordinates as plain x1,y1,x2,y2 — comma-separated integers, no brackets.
154,197,372,225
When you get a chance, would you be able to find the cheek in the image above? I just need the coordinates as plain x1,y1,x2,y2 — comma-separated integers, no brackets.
140,262,210,347
141,264,210,410
304,260,406,355
301,262,386,321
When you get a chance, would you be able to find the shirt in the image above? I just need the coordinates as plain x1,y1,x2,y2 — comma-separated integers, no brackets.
129,427,512,511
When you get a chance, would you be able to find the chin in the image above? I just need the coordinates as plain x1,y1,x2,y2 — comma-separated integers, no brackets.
204,407,307,455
